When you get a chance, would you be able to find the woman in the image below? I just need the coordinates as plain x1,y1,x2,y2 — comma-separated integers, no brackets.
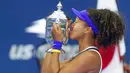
41,8,125,73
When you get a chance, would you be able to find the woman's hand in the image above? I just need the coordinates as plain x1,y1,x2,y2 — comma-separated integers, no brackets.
124,63,130,73
52,23,63,42
64,20,72,43
52,20,72,43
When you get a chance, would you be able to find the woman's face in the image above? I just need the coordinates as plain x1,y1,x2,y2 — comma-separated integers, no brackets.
70,17,87,40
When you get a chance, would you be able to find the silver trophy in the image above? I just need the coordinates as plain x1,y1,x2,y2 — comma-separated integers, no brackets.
45,1,68,45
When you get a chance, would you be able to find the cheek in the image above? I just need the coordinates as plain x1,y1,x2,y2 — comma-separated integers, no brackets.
70,26,85,40
73,24,84,31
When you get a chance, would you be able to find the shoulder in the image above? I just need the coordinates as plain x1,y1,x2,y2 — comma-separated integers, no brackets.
58,50,101,73
79,50,101,63
71,50,101,69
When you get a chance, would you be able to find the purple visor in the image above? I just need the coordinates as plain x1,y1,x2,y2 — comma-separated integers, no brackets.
72,8,99,35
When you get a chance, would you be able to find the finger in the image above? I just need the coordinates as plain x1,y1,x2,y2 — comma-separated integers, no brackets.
66,29,69,38
64,22,69,43
66,20,72,31
68,19,72,25
52,23,57,39
65,22,69,37
52,22,57,31
66,21,69,29
67,20,72,26
51,31,55,39
57,23,62,31
64,29,69,43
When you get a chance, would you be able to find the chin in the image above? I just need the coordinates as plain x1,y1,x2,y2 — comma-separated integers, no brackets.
70,32,78,40
70,35,77,40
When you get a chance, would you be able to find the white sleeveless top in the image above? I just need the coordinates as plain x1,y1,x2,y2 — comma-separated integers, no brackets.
70,46,102,73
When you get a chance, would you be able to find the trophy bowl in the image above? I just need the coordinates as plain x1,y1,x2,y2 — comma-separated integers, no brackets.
45,1,68,45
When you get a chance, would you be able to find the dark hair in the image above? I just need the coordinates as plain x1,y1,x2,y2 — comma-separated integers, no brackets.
87,8,125,47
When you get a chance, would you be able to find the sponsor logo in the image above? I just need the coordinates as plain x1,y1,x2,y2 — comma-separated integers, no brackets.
25,18,46,38
9,18,47,60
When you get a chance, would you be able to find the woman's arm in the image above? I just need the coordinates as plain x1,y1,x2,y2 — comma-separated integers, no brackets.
60,60,69,68
48,53,60,73
47,51,101,73
41,52,52,73
123,62,130,73
40,57,69,69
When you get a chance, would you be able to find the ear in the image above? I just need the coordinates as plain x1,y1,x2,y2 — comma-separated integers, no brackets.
84,27,92,33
